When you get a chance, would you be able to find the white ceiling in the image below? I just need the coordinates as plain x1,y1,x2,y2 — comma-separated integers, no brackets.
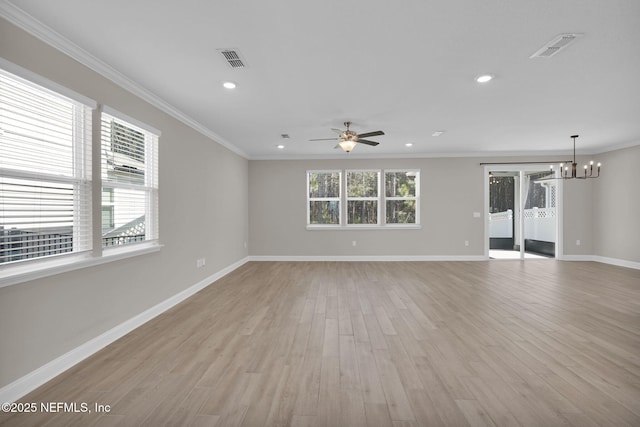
4,0,640,159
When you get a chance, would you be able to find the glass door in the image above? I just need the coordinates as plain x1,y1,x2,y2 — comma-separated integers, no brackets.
522,170,556,258
487,166,558,260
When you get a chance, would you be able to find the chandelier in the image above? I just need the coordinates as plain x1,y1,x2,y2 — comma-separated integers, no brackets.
552,135,601,179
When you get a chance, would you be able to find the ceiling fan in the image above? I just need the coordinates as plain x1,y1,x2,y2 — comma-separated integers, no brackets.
310,121,384,152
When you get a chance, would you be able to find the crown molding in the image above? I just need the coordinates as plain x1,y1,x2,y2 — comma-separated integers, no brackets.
0,1,248,159
593,139,640,155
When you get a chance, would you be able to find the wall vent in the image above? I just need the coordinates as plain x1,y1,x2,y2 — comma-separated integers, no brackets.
530,33,582,58
218,49,247,68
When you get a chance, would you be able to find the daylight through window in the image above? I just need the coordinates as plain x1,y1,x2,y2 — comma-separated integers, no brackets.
101,109,159,248
307,169,419,227
0,68,93,264
307,171,341,225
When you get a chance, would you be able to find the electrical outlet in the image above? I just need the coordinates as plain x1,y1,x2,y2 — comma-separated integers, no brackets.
352,241,357,247
464,240,470,247
576,239,581,246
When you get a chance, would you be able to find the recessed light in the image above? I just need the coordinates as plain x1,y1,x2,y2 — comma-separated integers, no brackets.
475,74,493,83
405,143,413,147
223,81,237,89
276,144,285,149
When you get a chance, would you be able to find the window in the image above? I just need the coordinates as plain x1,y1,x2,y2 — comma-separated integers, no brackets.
101,108,159,248
0,60,161,286
385,170,419,224
307,171,341,225
0,67,93,265
346,170,379,225
306,169,420,228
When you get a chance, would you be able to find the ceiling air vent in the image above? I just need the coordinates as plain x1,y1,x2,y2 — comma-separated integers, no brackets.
530,33,582,58
218,49,247,68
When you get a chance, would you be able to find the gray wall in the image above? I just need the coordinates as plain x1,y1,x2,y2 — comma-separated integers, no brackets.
249,149,640,262
249,158,485,257
0,19,249,387
593,144,640,262
248,156,606,258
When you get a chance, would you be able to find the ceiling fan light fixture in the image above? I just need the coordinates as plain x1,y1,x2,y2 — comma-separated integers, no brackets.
339,139,358,153
222,81,237,89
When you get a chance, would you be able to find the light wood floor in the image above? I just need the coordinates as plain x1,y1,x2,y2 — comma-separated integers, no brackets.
2,260,640,427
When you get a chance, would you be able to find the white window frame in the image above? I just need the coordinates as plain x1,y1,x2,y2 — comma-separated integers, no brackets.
345,169,381,227
383,169,421,226
307,170,342,227
101,106,160,250
0,59,161,289
306,168,421,230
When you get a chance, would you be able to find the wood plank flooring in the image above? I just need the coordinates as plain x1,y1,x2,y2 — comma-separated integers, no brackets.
2,260,640,426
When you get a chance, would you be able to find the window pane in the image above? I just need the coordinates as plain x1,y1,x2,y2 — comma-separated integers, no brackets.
0,73,75,176
308,172,340,198
102,188,146,247
348,200,377,224
111,120,145,163
385,172,416,197
101,117,146,185
347,171,378,197
386,200,416,224
1,177,74,263
0,69,92,266
101,110,159,247
309,201,340,224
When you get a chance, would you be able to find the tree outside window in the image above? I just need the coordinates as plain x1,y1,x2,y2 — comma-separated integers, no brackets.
308,171,341,225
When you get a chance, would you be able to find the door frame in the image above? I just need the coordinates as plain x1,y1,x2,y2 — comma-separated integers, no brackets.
483,164,563,260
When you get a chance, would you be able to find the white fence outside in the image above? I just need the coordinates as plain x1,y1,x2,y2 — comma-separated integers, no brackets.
489,210,513,238
489,207,556,242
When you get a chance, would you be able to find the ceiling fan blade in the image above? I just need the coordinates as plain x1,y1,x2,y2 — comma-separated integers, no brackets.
357,139,380,146
357,130,385,138
309,138,339,141
331,128,343,134
334,144,341,149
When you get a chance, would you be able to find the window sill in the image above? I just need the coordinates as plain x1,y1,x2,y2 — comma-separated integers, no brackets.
0,242,162,289
306,225,422,231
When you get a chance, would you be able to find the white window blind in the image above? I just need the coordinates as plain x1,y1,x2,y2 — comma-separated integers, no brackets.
101,109,159,248
0,68,92,264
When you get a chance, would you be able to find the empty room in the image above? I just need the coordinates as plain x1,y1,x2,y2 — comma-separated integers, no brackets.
1,0,639,426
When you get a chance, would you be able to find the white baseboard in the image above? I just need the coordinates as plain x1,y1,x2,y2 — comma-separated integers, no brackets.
0,256,250,404
592,255,640,270
559,254,640,270
558,254,596,261
249,255,487,262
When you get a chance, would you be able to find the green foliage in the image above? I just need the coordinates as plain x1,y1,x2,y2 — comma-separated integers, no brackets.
385,172,416,197
347,171,378,197
347,201,377,224
386,200,416,223
309,201,340,224
309,172,340,198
